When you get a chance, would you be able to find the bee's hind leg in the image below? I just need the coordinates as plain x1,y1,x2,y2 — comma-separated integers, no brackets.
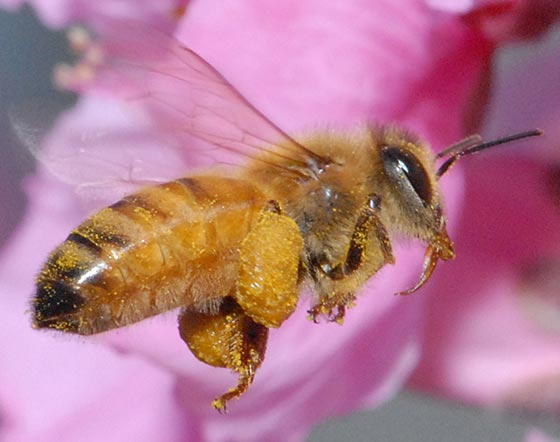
178,200,304,411
234,199,304,329
178,297,268,412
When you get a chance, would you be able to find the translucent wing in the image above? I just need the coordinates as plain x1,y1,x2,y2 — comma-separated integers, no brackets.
102,22,322,167
34,21,324,206
35,94,196,205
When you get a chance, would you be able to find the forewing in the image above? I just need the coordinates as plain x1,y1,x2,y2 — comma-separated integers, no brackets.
28,21,318,207
100,21,314,167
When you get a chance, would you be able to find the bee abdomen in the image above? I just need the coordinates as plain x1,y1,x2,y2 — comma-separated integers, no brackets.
33,279,86,331
33,225,115,333
32,176,268,335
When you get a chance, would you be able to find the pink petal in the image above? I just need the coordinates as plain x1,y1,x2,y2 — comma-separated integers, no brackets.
410,155,560,410
426,0,475,13
525,429,560,442
176,0,487,138
409,27,560,412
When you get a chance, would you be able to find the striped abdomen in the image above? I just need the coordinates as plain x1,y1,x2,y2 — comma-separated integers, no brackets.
32,176,268,335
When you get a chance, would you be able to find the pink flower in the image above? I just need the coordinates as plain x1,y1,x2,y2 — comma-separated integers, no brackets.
1,0,557,441
409,27,560,413
525,429,560,442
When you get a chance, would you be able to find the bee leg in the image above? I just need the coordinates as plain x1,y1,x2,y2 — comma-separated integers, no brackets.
308,194,394,323
178,297,269,412
235,200,304,329
307,292,357,325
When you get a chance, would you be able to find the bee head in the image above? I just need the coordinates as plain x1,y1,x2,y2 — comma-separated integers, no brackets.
373,127,446,246
373,126,542,295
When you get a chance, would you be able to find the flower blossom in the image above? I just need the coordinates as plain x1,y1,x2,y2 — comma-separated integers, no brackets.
0,1,558,441
409,23,560,414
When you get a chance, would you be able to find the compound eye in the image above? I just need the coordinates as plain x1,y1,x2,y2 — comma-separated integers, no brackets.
381,147,432,205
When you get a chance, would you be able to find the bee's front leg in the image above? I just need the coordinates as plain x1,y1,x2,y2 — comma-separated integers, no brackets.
308,194,394,324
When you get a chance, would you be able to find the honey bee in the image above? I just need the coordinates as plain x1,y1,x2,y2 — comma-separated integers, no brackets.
31,27,542,411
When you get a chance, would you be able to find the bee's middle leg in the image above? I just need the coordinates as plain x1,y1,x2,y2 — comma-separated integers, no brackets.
308,194,394,323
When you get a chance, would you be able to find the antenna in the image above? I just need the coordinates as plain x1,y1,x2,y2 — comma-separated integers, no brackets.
436,129,543,178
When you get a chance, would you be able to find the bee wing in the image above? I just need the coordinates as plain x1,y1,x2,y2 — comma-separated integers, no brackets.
35,94,198,206
8,98,156,207
28,22,324,208
101,21,327,172
112,26,303,157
